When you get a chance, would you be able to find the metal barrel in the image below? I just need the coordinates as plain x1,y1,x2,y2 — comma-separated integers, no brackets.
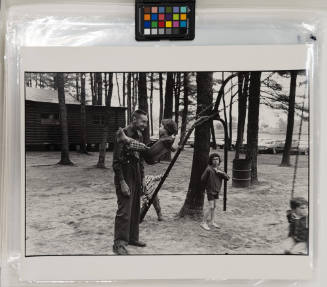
232,159,251,188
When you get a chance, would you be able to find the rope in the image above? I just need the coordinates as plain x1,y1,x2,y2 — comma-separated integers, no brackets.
291,101,306,199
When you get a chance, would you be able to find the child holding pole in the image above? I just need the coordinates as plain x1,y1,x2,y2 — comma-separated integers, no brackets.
200,153,230,231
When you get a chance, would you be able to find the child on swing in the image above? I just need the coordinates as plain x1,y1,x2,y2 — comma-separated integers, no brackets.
116,118,179,162
200,153,230,231
283,197,309,254
116,118,179,221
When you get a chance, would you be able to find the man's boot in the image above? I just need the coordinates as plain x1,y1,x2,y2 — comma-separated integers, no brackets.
113,241,129,255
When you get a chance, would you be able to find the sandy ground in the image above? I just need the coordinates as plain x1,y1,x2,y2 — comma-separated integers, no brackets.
25,148,309,256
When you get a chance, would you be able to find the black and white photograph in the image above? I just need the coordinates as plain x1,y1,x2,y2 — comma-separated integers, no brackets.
24,69,310,256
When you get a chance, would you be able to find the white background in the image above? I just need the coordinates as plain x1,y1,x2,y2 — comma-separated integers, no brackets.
19,45,313,283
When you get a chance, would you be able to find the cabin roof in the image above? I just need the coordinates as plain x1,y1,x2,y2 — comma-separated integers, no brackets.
25,87,81,105
25,87,127,110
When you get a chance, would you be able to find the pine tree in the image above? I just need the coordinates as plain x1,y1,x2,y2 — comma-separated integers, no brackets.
281,71,298,166
56,73,73,165
179,72,213,218
246,72,262,184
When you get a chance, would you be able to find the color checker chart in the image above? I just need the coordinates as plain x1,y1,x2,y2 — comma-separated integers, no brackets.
136,0,195,41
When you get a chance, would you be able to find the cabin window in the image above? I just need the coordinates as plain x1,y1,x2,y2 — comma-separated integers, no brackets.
41,113,60,125
93,114,105,126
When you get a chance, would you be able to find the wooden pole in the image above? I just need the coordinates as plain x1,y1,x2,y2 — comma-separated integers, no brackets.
140,113,222,222
217,118,229,211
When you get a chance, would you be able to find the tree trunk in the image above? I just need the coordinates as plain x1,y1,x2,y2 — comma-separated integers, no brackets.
159,73,164,125
138,72,150,144
34,74,38,87
221,72,230,148
173,73,177,121
122,73,126,124
164,72,174,118
116,73,121,106
161,72,174,161
235,73,249,160
80,73,88,154
180,72,190,144
52,73,57,90
42,73,46,88
127,73,132,122
246,72,262,184
75,73,80,101
281,71,298,166
56,73,73,165
132,73,136,111
135,74,139,108
229,77,234,150
96,113,109,168
95,72,103,106
123,73,126,107
150,73,154,136
131,73,134,111
90,73,96,105
174,73,181,129
104,73,108,103
106,73,113,107
179,72,213,218
97,73,114,168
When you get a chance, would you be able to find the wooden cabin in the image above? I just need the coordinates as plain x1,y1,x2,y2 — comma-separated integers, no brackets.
25,87,126,151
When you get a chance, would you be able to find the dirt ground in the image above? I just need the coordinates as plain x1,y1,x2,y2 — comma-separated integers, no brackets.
25,148,309,256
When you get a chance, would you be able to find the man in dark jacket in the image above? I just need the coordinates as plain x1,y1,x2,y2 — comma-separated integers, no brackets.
112,109,148,255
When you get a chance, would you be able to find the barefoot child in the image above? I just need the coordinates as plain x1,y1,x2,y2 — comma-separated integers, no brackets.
283,197,309,254
200,153,230,231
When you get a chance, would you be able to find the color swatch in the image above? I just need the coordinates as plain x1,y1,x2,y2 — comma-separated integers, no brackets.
143,5,189,36
136,1,195,41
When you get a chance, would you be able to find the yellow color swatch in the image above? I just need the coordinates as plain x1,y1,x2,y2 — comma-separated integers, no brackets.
166,21,172,28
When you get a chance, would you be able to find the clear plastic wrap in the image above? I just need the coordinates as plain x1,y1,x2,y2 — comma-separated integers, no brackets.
1,0,327,286
0,0,7,278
